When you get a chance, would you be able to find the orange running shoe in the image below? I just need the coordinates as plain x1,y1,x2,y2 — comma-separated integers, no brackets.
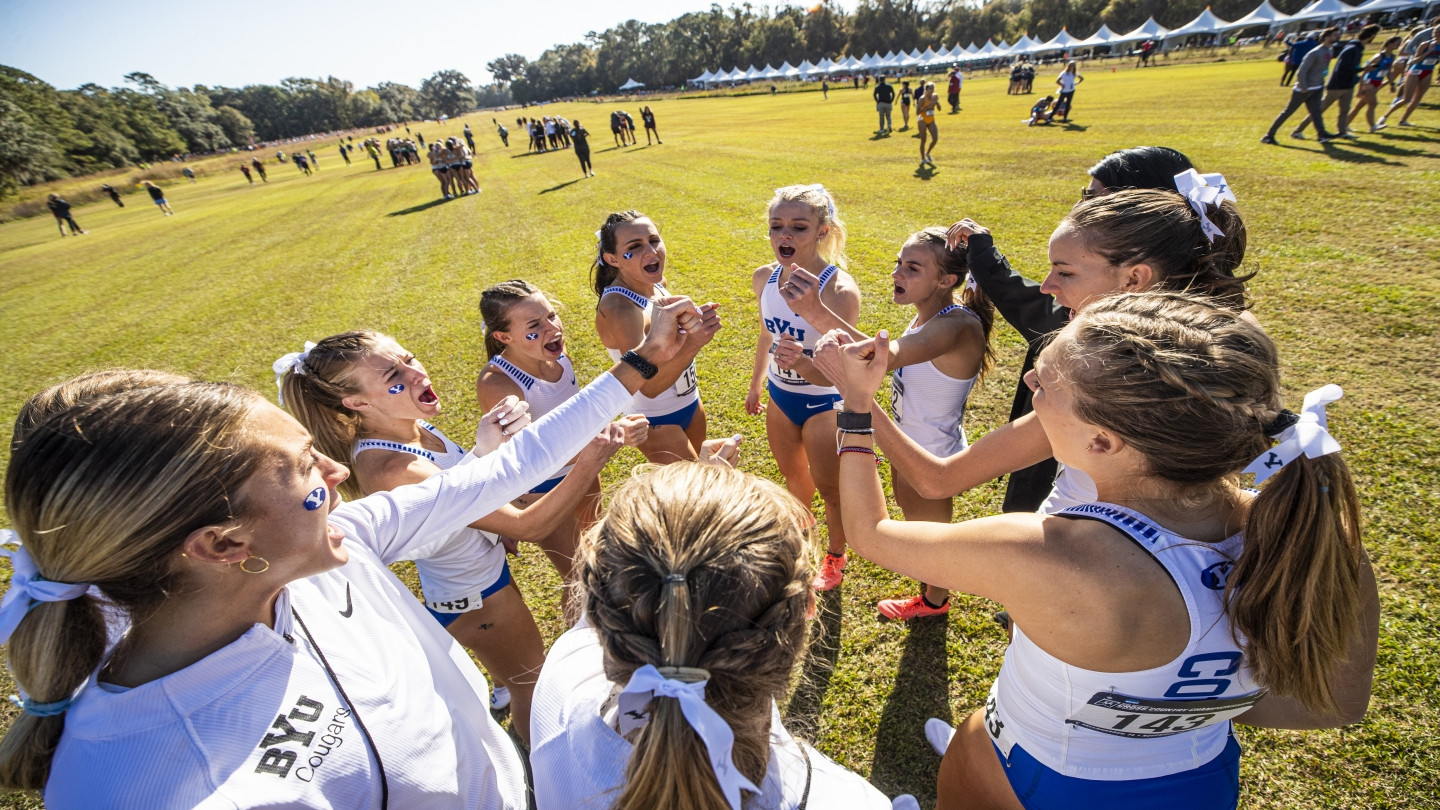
812,553,847,591
877,594,950,620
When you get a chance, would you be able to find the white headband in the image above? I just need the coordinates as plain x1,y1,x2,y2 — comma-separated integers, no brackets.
618,664,761,810
1243,385,1343,484
1172,169,1237,243
271,341,318,405
0,530,91,645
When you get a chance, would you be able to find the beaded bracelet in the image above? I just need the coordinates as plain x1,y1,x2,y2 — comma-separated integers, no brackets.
838,445,876,458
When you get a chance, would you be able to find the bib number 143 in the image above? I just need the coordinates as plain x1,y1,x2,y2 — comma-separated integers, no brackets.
1066,689,1266,739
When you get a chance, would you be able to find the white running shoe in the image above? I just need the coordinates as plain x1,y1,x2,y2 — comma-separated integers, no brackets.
925,717,956,756
490,685,511,711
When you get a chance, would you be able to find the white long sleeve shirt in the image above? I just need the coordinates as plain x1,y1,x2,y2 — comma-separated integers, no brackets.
46,373,634,810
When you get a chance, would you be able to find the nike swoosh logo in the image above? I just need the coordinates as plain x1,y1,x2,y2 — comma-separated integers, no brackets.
338,584,354,618
805,401,832,410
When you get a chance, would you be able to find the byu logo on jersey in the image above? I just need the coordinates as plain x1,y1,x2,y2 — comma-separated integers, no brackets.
1200,561,1234,591
303,487,326,511
764,316,806,342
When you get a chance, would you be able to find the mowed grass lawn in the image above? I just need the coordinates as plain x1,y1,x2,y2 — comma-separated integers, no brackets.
1,57,1437,808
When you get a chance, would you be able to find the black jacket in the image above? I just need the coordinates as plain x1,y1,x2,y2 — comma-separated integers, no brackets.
965,232,1064,512
1329,39,1367,89
873,83,895,104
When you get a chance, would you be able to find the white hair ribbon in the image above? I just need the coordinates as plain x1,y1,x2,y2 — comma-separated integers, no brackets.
1243,384,1343,484
1172,169,1237,243
0,531,91,645
271,341,317,405
618,664,761,810
806,183,837,219
964,272,978,292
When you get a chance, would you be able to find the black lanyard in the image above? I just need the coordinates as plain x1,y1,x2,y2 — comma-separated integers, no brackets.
290,607,389,810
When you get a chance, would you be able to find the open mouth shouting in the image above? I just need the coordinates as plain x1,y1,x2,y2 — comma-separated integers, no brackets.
543,334,565,357
777,245,796,260
417,385,439,406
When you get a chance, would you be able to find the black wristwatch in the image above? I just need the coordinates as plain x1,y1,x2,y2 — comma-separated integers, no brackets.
620,350,658,380
836,410,873,431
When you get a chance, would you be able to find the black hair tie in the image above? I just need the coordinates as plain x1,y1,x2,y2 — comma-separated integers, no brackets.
1264,409,1300,437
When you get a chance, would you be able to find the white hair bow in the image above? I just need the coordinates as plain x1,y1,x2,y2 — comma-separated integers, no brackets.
1172,169,1237,243
618,664,761,810
1243,385,1343,484
964,272,978,292
271,341,317,405
0,531,91,645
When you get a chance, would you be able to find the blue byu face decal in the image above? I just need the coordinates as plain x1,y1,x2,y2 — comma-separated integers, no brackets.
304,487,327,511
525,332,540,341
623,252,634,260
388,383,405,394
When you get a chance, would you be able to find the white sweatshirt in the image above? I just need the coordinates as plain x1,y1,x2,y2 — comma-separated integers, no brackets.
45,373,635,810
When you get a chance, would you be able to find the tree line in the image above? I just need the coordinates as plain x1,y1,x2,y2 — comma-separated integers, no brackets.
3,0,1313,196
0,65,503,199
493,0,1314,102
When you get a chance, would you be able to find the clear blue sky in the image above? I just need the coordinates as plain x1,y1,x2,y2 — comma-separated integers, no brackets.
1,0,854,90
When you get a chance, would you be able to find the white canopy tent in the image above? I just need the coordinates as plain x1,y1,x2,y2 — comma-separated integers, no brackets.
690,69,714,85
796,59,816,77
965,42,980,54
1286,0,1358,21
779,61,800,78
1112,16,1170,44
618,78,645,90
1346,0,1426,12
1221,0,1291,30
1074,24,1120,50
1032,28,1082,54
1164,7,1234,42
1006,34,1039,56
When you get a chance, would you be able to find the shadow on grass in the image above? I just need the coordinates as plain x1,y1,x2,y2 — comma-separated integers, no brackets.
869,615,953,803
1060,121,1089,132
914,163,938,181
1320,143,1405,166
539,179,584,194
386,198,452,216
1336,139,1436,160
869,132,893,141
783,586,844,741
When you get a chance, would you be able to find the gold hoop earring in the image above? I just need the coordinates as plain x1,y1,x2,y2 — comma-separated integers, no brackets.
238,555,270,574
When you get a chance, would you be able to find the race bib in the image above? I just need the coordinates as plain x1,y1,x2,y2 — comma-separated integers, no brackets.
427,594,482,614
1065,689,1266,739
675,362,698,397
890,373,906,423
769,342,810,385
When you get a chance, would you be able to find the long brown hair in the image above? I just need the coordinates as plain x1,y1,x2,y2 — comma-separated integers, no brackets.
479,279,542,358
908,227,996,379
1059,292,1364,715
592,210,645,298
276,331,386,499
13,369,190,450
578,463,814,810
0,382,268,789
1064,188,1253,311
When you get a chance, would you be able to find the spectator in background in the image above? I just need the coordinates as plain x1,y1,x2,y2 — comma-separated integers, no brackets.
46,194,85,236
873,75,895,134
1137,38,1155,68
1263,26,1342,144
307,150,319,170
239,163,254,184
948,66,962,112
641,106,661,145
339,143,351,165
251,156,268,181
1282,31,1318,86
142,180,174,216
1295,24,1380,139
572,118,593,177
497,122,509,147
101,183,124,207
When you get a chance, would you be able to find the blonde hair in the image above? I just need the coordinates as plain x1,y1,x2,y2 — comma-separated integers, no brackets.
1,382,268,790
276,330,388,499
1059,292,1364,715
768,184,849,270
578,464,815,810
13,369,190,450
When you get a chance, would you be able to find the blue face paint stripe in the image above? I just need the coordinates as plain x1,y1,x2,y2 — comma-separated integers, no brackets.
304,487,327,511
388,383,405,394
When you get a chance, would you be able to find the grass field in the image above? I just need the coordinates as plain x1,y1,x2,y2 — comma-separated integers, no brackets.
1,57,1438,808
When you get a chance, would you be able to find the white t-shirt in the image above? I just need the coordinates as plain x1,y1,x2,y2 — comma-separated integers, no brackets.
1058,72,1077,92
530,626,894,810
46,373,635,810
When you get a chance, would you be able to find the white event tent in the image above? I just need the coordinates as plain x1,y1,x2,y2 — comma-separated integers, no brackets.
1074,24,1121,50
1163,7,1234,44
1033,28,1082,54
1287,0,1359,21
618,78,645,90
1222,0,1291,30
1113,16,1170,45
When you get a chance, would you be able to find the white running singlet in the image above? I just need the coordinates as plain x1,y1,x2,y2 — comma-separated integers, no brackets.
354,422,506,613
760,264,840,395
487,355,580,483
986,502,1264,781
890,304,979,456
601,285,700,419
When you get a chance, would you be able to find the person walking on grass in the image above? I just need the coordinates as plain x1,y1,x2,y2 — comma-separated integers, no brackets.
1295,24,1380,139
1281,32,1317,87
874,75,895,134
1349,35,1403,132
142,180,174,216
239,164,253,184
339,143,351,165
251,156,267,182
948,66,962,112
46,194,85,236
917,82,940,165
1263,26,1342,144
1054,62,1083,121
1379,33,1437,128
101,183,124,206
641,106,661,144
571,119,593,177
900,81,913,130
